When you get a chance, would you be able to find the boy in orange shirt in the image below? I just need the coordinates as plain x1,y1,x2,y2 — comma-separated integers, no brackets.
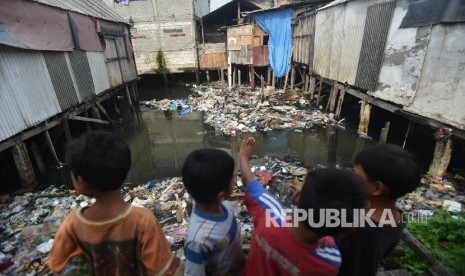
48,131,183,275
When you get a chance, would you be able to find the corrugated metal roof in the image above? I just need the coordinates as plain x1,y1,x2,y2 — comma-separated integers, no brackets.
0,45,61,132
318,0,350,11
87,51,110,94
31,0,128,24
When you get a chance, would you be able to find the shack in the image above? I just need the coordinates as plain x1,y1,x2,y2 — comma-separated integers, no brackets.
105,0,210,75
311,0,465,177
0,0,138,190
199,0,275,83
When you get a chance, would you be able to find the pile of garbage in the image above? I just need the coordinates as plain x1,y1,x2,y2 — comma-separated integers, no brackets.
0,156,308,275
144,83,341,136
397,174,465,217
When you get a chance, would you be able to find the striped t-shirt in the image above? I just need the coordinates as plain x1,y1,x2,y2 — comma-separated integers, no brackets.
244,180,341,276
185,201,245,276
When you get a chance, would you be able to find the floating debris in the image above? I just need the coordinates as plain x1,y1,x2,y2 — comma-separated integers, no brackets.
143,82,342,136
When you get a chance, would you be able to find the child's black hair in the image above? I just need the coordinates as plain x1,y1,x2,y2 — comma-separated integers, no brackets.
355,144,420,199
66,131,131,191
298,168,366,236
182,148,234,204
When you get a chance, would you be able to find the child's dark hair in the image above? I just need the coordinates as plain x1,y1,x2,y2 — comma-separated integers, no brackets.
355,144,420,199
182,148,234,204
66,131,131,191
298,168,366,236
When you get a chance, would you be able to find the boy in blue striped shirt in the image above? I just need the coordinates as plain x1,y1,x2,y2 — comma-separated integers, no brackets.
182,148,245,276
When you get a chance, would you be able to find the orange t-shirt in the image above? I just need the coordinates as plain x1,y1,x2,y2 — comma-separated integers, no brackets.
48,205,182,275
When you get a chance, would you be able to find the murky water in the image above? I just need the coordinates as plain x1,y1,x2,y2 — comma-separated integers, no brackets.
119,84,374,184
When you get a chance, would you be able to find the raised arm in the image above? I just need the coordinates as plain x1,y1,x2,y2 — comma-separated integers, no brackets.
239,138,255,187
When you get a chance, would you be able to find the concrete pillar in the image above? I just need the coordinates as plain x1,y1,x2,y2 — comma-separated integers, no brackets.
12,141,37,188
429,128,452,178
358,100,371,135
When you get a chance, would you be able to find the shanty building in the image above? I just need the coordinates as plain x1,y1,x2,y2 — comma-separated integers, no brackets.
309,0,465,177
104,0,210,75
0,0,138,190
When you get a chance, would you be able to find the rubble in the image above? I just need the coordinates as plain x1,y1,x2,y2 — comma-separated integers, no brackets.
397,174,465,216
0,155,308,275
143,82,342,136
1,151,463,274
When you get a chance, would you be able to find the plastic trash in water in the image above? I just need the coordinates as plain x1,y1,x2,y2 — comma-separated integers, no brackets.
180,108,191,115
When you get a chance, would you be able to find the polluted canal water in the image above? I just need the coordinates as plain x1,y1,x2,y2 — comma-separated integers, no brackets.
119,82,374,184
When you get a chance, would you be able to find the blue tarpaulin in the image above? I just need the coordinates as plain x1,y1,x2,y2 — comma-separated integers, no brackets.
254,9,293,77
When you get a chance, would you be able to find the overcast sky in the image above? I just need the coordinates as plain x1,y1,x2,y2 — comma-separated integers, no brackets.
210,0,231,11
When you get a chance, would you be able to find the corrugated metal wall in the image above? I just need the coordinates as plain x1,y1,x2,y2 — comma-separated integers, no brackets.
44,52,80,110
328,5,345,81
313,1,368,83
292,13,314,66
313,7,334,78
87,51,110,94
337,0,367,84
0,70,25,141
68,50,96,101
354,1,396,91
0,45,61,132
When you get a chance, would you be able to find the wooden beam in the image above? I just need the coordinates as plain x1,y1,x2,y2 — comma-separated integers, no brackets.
69,115,110,125
250,65,255,91
96,102,114,126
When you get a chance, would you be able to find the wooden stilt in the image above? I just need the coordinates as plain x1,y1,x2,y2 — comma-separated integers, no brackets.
316,76,323,107
113,98,121,117
267,67,271,86
125,85,134,111
326,82,339,112
131,82,138,104
31,141,47,177
290,66,295,91
261,75,265,103
63,117,72,142
220,69,225,88
429,128,452,178
45,130,61,166
238,69,241,86
92,106,102,120
133,81,140,103
327,126,339,168
379,121,391,144
233,67,237,87
358,100,372,134
12,140,37,187
272,72,276,88
96,102,114,126
283,66,290,91
83,109,91,132
206,70,210,82
250,65,255,91
309,76,316,100
304,73,309,94
335,87,346,118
